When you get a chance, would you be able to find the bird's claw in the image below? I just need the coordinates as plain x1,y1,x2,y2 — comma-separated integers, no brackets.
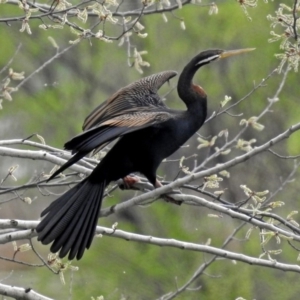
119,175,140,190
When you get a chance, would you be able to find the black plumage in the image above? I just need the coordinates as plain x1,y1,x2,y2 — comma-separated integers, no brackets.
36,48,254,260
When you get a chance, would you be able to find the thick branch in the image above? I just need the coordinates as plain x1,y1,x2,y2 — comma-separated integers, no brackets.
0,283,53,300
0,219,300,274
0,146,91,175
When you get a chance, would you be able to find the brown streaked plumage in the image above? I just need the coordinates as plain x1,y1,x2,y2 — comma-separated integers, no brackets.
83,71,177,130
36,48,254,260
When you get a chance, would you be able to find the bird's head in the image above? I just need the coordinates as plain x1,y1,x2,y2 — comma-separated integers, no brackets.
178,48,255,105
193,48,256,68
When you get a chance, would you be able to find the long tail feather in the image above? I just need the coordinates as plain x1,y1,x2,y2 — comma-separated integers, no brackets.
36,179,106,260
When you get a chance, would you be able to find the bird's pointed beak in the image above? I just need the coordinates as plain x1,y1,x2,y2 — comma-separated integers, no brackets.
220,48,256,59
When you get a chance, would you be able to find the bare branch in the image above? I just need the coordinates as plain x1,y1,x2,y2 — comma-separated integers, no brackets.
0,283,53,300
1,219,300,274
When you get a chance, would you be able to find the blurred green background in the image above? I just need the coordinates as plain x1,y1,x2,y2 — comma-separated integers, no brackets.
1,1,300,299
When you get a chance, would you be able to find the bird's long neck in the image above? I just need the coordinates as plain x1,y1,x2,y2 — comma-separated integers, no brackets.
177,61,207,127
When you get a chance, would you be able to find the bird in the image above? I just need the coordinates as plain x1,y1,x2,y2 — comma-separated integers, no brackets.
36,48,254,260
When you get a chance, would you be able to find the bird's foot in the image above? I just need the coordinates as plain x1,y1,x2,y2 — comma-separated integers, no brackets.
119,175,141,190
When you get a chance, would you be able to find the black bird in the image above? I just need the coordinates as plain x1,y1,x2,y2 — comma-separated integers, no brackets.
36,48,254,260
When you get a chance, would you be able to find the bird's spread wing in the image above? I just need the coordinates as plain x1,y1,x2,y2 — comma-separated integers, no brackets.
48,71,177,181
67,110,172,153
83,70,177,131
48,109,173,181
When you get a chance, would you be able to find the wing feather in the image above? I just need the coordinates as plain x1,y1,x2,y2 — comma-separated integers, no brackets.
49,71,177,180
83,71,177,130
48,110,173,180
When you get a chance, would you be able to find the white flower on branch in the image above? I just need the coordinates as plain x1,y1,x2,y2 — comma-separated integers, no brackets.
259,250,282,263
48,36,59,49
2,90,13,101
56,0,72,11
161,0,171,6
218,129,229,138
134,21,147,38
267,201,285,209
39,24,48,30
118,37,125,46
23,197,32,204
12,241,32,252
123,16,132,24
197,136,217,149
162,13,168,22
245,226,254,239
287,211,299,227
240,117,265,131
220,95,232,107
69,27,94,44
236,138,256,152
1,78,16,101
18,0,38,13
205,238,211,246
69,38,81,45
133,48,150,74
203,174,223,190
105,0,118,6
105,14,118,24
88,3,118,24
219,170,230,178
91,296,104,300
95,30,113,43
267,3,300,73
61,13,68,25
208,2,218,15
237,0,258,21
137,32,148,38
275,49,300,73
77,8,88,23
47,253,79,285
18,243,32,252
214,190,225,196
215,147,231,156
40,20,66,30
142,0,155,6
240,185,269,204
180,20,186,30
240,116,265,131
20,19,32,35
176,0,182,9
8,68,25,80
179,156,192,175
12,241,18,251
134,21,145,31
7,165,19,181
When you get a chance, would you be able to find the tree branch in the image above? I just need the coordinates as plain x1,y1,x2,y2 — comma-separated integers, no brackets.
0,283,53,300
1,219,299,274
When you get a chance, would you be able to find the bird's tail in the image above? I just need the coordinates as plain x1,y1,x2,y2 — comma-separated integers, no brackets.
36,178,106,260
